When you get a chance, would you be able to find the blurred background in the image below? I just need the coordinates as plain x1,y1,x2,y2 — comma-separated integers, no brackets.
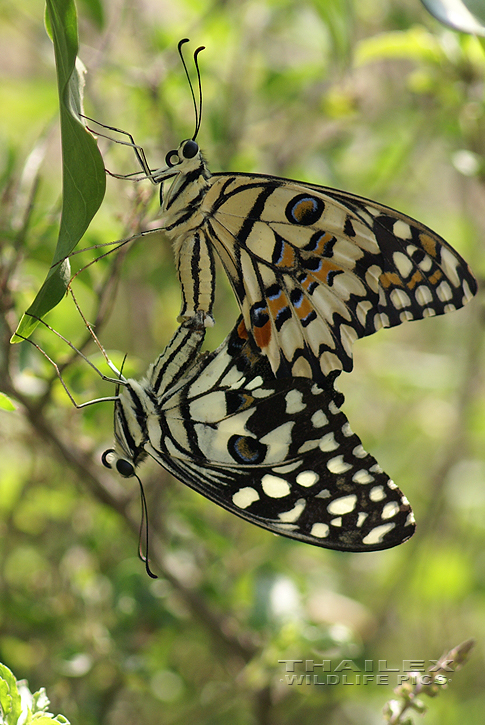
0,0,484,723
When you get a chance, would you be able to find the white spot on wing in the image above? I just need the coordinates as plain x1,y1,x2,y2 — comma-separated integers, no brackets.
327,456,352,474
437,280,453,302
382,501,400,519
352,469,374,484
357,512,367,527
252,387,275,398
393,250,413,277
415,285,433,306
261,474,291,498
296,470,319,487
327,494,357,515
341,422,353,437
298,438,321,453
285,389,306,414
362,523,395,545
439,247,460,286
340,324,358,356
356,299,373,326
393,220,412,241
311,410,328,428
390,288,411,310
319,432,339,452
310,523,330,538
245,375,264,390
365,265,381,293
233,487,260,509
369,486,386,501
279,499,306,522
328,401,339,415
417,255,432,273
260,421,295,462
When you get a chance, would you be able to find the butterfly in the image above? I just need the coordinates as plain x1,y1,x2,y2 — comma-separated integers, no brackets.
97,40,477,387
101,315,415,552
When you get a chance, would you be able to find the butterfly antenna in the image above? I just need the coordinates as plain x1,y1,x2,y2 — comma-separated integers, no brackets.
178,38,201,142
17,322,122,407
135,472,158,578
193,45,205,140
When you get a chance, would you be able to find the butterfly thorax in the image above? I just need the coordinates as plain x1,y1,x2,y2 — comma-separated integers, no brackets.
108,323,206,473
157,144,217,327
161,150,212,247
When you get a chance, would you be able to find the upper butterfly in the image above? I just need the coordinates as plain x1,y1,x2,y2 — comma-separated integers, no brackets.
102,40,477,386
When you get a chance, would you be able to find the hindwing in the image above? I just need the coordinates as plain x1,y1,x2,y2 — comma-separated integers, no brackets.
107,318,415,552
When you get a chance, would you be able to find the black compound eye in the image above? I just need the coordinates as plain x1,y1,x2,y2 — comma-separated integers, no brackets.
182,140,199,158
165,149,180,167
116,458,135,478
101,449,115,469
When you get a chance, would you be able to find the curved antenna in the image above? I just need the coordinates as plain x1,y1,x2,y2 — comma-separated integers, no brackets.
177,38,205,141
136,472,157,578
193,45,205,140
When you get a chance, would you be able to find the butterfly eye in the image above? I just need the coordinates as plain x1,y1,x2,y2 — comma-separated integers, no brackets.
116,459,135,478
182,140,199,158
165,150,180,167
101,449,115,469
101,449,135,478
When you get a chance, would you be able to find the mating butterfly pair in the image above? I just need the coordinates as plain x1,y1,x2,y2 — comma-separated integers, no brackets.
99,41,477,552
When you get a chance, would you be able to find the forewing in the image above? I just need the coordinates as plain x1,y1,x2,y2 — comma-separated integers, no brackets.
203,173,477,384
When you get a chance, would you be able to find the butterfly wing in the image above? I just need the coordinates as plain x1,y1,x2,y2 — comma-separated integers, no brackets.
199,173,477,384
142,319,415,552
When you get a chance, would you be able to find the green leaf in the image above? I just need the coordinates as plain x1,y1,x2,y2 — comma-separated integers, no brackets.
421,0,485,35
12,0,106,343
0,663,22,725
0,393,16,411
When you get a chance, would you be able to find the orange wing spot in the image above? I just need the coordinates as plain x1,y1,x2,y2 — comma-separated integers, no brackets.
379,272,403,288
420,233,438,258
237,318,249,340
299,275,314,291
313,231,334,255
276,241,297,269
428,269,443,285
311,260,342,284
267,288,290,318
406,270,424,290
295,295,314,321
253,319,272,350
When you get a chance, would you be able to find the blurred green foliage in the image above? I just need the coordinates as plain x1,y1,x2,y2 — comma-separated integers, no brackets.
0,1,484,724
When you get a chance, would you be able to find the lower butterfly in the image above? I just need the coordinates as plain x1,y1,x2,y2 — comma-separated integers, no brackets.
102,315,415,552
90,40,477,386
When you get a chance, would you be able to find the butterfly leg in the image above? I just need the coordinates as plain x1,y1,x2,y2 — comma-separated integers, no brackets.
176,230,216,329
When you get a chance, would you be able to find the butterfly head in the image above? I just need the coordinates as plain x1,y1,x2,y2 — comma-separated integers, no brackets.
101,384,150,477
102,448,135,478
156,138,210,210
164,139,200,168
